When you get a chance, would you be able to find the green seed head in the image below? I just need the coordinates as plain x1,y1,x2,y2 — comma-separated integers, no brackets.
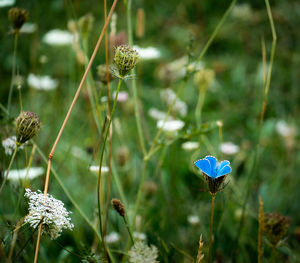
8,7,29,32
16,111,41,145
114,45,139,78
78,13,94,39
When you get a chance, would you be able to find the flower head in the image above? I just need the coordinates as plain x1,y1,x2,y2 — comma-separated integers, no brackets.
128,241,158,263
2,136,24,155
5,167,44,182
113,45,139,79
43,29,73,46
24,189,73,239
16,111,41,145
264,213,290,247
8,7,29,33
27,73,58,91
220,142,239,155
194,156,231,195
111,198,126,217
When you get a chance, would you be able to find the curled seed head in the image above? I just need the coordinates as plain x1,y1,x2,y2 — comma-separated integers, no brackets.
16,111,41,145
114,45,139,78
8,7,29,32
111,198,125,217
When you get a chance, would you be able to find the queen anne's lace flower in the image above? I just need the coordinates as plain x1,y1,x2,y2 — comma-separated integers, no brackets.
128,241,159,263
2,136,24,155
24,189,73,239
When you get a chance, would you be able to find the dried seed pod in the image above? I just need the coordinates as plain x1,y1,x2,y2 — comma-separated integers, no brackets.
16,111,41,145
8,7,29,33
111,198,125,217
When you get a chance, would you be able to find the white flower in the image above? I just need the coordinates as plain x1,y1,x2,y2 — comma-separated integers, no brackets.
43,29,74,46
181,141,199,151
0,0,15,7
24,189,73,240
157,119,184,133
2,136,24,155
27,73,58,91
89,165,109,174
276,120,296,138
133,232,147,241
128,241,158,263
187,215,200,225
133,46,161,60
160,88,187,117
5,167,44,182
148,108,172,121
113,91,129,102
104,232,120,243
20,23,37,34
220,142,239,155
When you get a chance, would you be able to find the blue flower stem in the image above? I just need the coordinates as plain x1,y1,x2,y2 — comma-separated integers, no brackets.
208,194,216,263
0,146,18,194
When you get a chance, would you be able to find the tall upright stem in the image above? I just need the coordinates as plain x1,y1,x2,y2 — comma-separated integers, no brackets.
208,194,215,263
97,79,122,262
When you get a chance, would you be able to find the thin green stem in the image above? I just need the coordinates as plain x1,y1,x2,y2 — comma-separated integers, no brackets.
97,79,122,262
208,194,215,263
0,146,18,194
7,33,19,115
126,0,147,156
195,0,237,67
17,83,23,113
123,216,134,245
195,85,207,129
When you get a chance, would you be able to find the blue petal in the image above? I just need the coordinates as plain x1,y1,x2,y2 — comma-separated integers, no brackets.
194,159,212,176
205,156,217,171
216,165,231,178
218,160,230,170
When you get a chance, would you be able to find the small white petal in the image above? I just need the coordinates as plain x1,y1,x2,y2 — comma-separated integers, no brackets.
43,29,74,46
181,141,199,151
157,119,184,133
5,167,44,181
187,215,200,225
220,142,239,155
133,46,161,60
27,73,58,91
104,232,120,243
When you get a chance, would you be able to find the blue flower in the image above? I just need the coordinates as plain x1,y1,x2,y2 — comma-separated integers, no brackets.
194,156,231,194
194,156,231,178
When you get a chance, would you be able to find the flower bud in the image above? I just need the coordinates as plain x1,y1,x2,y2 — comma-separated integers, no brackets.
114,45,139,78
8,7,29,33
78,13,94,39
16,111,41,145
97,64,114,84
111,198,125,217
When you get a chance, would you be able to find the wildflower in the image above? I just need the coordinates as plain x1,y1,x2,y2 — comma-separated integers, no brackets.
128,241,158,263
276,120,296,138
133,232,147,241
113,91,129,102
133,46,161,60
2,136,24,155
264,213,290,247
157,119,184,133
160,88,187,117
220,142,239,155
104,231,120,244
43,29,74,46
111,198,126,217
148,108,172,121
27,73,58,91
194,68,215,88
0,0,15,8
5,167,44,182
16,111,41,145
188,215,200,225
24,189,73,239
194,156,231,195
113,45,139,79
19,22,37,34
182,141,199,152
8,7,29,33
88,165,109,174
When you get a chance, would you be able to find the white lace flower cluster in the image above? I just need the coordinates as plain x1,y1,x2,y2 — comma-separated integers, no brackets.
24,189,74,240
128,241,159,263
2,136,24,155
